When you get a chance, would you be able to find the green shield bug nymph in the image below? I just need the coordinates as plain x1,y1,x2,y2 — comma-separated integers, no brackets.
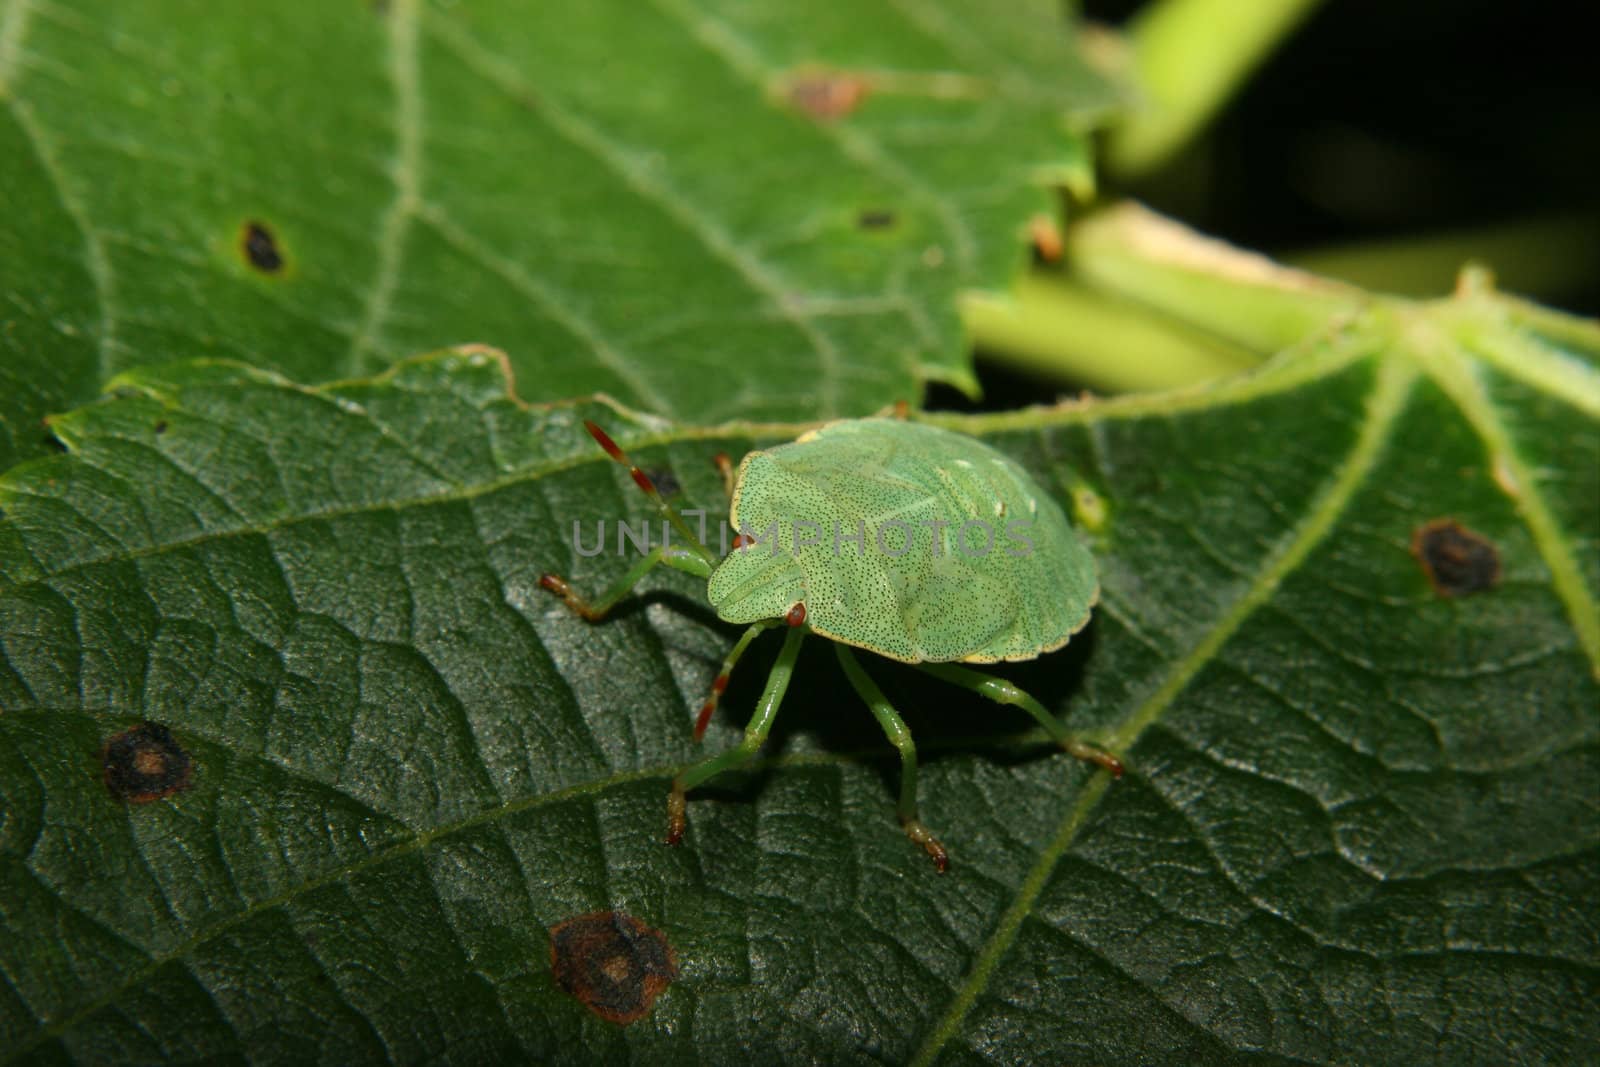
540,417,1122,871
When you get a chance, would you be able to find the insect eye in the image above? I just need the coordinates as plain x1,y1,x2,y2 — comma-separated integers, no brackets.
733,533,754,550
785,602,807,627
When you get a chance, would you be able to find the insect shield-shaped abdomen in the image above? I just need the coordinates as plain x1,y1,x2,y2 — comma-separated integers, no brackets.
710,418,1097,664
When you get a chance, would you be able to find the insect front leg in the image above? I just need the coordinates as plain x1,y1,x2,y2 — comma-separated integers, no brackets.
835,645,948,872
668,627,805,846
916,662,1125,777
540,544,711,621
694,620,780,741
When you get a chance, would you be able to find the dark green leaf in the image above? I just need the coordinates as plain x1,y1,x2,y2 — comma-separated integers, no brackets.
2,275,1595,1061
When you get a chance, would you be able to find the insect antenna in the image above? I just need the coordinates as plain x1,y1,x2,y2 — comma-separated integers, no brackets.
585,420,719,569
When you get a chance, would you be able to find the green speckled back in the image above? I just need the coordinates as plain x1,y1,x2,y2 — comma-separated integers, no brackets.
708,418,1098,663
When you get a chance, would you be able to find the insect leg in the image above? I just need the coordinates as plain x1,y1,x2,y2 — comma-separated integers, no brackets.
540,544,711,621
667,627,805,846
914,662,1125,778
835,645,949,872
695,620,780,741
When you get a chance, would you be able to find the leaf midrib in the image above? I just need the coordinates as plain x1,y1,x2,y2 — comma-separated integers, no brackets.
341,0,422,375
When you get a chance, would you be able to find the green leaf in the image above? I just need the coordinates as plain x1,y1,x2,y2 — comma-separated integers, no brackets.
2,268,1596,1060
0,0,1118,470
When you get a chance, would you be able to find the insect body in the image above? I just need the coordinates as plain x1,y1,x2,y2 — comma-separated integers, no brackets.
541,417,1122,871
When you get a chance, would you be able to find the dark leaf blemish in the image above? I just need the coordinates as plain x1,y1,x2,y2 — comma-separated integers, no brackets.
549,911,677,1025
858,209,896,230
154,420,168,435
103,722,193,803
643,467,681,497
1412,518,1500,597
240,220,285,274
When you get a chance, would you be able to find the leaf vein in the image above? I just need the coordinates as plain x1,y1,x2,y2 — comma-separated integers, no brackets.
909,355,1417,1065
414,203,670,415
344,0,423,375
646,0,979,276
1417,350,1600,676
4,98,116,385
421,9,846,414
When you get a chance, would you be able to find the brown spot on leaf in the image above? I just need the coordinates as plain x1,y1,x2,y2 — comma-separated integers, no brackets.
240,220,285,274
1412,518,1500,597
550,912,676,1025
643,467,680,497
858,208,896,230
784,70,870,120
103,722,192,803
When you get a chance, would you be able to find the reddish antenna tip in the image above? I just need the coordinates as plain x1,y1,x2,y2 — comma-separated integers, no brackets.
785,602,807,627
583,419,626,461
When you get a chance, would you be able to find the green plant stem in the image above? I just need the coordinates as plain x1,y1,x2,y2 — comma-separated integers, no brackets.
1067,203,1361,353
963,275,1257,393
966,203,1362,392
1108,0,1326,177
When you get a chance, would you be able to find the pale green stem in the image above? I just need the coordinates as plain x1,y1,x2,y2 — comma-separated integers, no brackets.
964,273,1259,392
969,205,1364,392
1108,0,1327,177
1067,203,1363,357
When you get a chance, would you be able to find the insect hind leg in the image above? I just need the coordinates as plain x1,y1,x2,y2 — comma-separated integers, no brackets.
915,661,1124,777
835,645,948,872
